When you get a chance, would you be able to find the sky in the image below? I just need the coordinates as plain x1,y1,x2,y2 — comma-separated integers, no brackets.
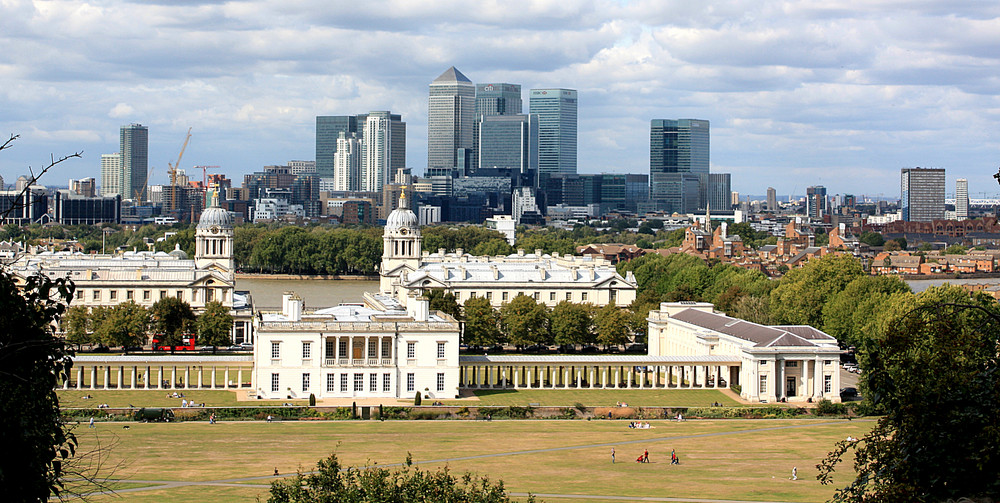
2,0,1000,200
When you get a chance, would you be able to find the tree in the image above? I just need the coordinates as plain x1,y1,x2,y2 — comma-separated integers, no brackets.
821,275,911,346
0,271,77,500
149,297,195,350
733,295,772,325
944,243,968,255
62,305,93,350
549,301,594,347
883,239,901,252
462,297,503,347
818,286,1000,501
197,301,233,352
499,295,550,348
95,301,150,351
425,289,461,320
858,231,885,247
267,453,532,503
471,239,513,257
769,254,865,327
593,304,631,349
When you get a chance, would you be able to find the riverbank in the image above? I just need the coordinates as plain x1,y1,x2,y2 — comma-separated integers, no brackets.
235,273,378,281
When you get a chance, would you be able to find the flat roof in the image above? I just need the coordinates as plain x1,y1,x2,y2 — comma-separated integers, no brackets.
460,355,741,364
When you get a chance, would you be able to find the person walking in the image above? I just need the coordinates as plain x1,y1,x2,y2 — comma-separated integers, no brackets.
611,447,616,463
88,417,95,429
791,467,797,480
643,449,649,463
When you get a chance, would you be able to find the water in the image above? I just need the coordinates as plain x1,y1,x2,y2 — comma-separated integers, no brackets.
237,278,379,309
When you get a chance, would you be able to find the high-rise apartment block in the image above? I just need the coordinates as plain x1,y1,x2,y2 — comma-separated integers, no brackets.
332,132,361,192
766,187,777,212
707,173,732,212
428,67,475,174
806,185,827,219
649,119,709,214
529,89,577,177
316,116,359,178
956,178,969,220
901,168,945,222
120,123,148,202
100,153,122,197
317,112,405,192
70,177,96,198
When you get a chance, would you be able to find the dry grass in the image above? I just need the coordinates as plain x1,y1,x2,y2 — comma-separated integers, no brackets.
58,389,307,408
449,388,741,407
74,419,873,503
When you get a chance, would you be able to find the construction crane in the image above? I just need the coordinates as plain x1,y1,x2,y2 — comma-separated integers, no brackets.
168,128,193,213
197,165,220,188
133,165,154,203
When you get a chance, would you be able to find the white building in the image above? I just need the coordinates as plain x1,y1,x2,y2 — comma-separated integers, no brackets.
253,198,290,221
252,291,460,400
512,187,539,224
379,192,636,308
333,132,361,191
485,215,516,245
647,302,842,403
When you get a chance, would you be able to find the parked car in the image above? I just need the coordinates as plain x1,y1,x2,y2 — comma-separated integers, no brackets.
840,387,859,400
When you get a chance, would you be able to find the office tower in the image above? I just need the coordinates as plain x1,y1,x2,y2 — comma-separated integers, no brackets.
100,153,122,197
477,114,538,175
766,187,777,212
315,116,359,178
361,111,407,192
806,185,827,219
288,160,316,175
472,83,523,174
901,167,945,222
649,119,709,213
332,132,361,191
120,123,148,202
708,173,732,211
956,178,969,220
428,67,475,173
529,89,577,178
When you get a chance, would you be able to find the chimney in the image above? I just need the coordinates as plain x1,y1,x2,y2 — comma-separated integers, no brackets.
407,291,429,321
282,292,302,322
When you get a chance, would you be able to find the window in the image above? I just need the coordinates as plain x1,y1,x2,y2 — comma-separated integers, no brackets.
143,290,151,300
353,373,364,392
368,339,377,358
271,342,280,359
581,292,588,301
302,373,310,392
381,340,391,359
109,290,117,301
436,373,445,392
340,374,348,392
785,361,797,367
437,342,446,359
325,340,336,358
407,342,415,359
159,290,167,300
533,292,539,300
126,290,133,300
565,292,571,301
271,373,279,392
550,292,556,301
75,290,83,300
824,375,832,394
338,340,347,358
486,292,492,300
92,290,101,301
383,373,391,392
326,374,336,392
825,360,832,365
370,373,378,392
406,373,415,392
176,290,184,300
502,292,509,301
759,375,767,395
302,342,311,359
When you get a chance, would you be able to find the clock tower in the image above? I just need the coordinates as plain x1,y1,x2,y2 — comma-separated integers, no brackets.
380,190,422,294
195,193,235,278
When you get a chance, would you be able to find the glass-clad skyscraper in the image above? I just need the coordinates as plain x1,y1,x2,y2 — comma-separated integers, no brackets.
650,119,709,213
477,114,538,176
428,67,475,173
901,167,945,222
316,116,359,178
472,83,522,174
120,123,148,202
529,89,577,177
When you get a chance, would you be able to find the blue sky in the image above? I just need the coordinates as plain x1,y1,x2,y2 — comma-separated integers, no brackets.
2,0,999,199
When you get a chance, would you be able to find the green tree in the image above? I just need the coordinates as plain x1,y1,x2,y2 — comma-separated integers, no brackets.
149,297,195,350
883,239,901,252
944,243,968,255
62,305,93,350
471,239,513,257
858,231,884,247
197,301,234,352
769,254,865,327
821,275,911,346
818,286,1000,501
593,304,631,349
95,301,150,350
0,271,78,500
549,301,594,348
267,453,531,503
733,295,772,325
499,295,550,348
462,297,503,347
425,289,461,320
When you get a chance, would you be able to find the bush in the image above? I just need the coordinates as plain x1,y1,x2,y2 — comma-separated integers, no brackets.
731,384,742,395
309,393,316,406
491,405,532,419
814,399,846,416
409,410,440,420
414,392,422,406
574,402,586,412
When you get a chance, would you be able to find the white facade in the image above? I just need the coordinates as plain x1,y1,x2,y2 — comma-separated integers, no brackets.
253,198,290,221
512,187,539,224
333,133,361,192
418,205,441,226
485,215,516,245
100,153,122,197
362,115,391,192
647,302,842,403
253,292,461,400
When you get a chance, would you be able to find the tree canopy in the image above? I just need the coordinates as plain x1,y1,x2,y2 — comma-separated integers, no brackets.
149,298,195,348
462,297,503,347
197,301,234,350
769,254,866,327
549,301,594,347
499,295,550,347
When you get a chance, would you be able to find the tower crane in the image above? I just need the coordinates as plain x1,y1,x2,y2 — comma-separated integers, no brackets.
168,128,193,213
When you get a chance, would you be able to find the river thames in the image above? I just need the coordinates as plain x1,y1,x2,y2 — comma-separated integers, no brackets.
236,278,379,309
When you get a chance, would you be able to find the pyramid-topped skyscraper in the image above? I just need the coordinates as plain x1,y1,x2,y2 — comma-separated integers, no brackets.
428,66,475,175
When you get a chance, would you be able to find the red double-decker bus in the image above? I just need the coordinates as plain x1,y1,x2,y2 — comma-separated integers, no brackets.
152,334,196,351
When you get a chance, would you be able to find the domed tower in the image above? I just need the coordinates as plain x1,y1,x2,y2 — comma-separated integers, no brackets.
195,194,235,276
380,190,422,293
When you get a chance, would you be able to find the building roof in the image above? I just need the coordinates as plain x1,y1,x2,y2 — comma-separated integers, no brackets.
670,308,837,348
432,66,471,83
460,354,740,364
405,254,635,288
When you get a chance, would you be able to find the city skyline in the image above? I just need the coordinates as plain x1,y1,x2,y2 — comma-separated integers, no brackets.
2,2,999,198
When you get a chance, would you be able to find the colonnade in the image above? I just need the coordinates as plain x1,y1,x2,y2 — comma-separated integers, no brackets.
459,363,734,390
323,335,394,367
64,358,254,390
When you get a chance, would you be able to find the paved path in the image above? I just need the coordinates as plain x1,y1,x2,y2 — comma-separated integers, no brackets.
72,419,866,502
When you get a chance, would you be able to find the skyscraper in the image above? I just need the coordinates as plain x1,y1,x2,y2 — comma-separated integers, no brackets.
120,123,148,202
428,67,475,174
529,88,577,178
332,132,361,191
472,83,522,174
708,173,732,212
649,119,709,213
806,185,827,219
100,153,122,197
362,112,396,192
956,178,969,220
316,116,359,178
901,167,945,222
477,114,538,175
766,187,777,212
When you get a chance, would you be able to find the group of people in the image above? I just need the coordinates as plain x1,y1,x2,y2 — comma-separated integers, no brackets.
95,403,111,409
628,421,651,429
610,448,680,465
180,399,205,407
208,413,217,424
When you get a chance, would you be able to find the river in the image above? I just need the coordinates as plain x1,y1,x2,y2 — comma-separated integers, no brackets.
236,278,379,309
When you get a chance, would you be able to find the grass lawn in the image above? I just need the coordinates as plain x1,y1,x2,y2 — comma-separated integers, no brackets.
446,388,741,407
73,418,872,503
58,389,308,409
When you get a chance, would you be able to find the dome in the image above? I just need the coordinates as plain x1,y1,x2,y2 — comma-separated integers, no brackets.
197,206,233,230
168,244,188,259
385,191,417,231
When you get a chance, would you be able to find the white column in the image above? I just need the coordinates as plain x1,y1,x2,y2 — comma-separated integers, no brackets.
348,337,354,363
198,367,204,389
775,359,784,401
814,357,824,399
184,367,191,389
614,367,620,388
77,367,84,389
501,367,508,388
116,367,122,389
237,368,243,388
103,366,109,389
131,367,137,389
225,368,230,389
211,367,217,389
513,366,519,388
